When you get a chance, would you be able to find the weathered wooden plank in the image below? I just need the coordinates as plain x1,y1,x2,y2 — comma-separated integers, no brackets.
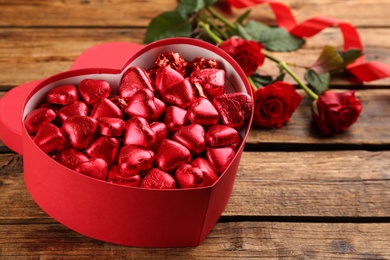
1,0,389,28
1,26,390,89
1,151,390,223
247,89,390,146
0,221,389,259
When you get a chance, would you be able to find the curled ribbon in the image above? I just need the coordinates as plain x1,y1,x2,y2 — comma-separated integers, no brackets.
226,0,390,82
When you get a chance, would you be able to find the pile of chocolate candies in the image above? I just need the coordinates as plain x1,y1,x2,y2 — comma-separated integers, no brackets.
24,52,252,189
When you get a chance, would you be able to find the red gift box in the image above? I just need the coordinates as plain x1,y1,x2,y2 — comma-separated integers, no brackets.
0,38,253,247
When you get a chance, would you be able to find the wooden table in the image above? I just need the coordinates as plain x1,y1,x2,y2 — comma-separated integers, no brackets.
1,0,390,258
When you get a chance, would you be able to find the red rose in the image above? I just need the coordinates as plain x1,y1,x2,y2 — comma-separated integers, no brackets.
253,81,302,128
311,90,362,136
219,37,264,76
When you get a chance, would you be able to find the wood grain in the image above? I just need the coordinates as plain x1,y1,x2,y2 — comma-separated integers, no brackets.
2,151,390,222
0,221,389,259
1,0,390,27
1,27,390,89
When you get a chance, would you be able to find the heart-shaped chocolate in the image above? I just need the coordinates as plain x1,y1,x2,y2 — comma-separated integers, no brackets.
206,124,242,149
150,121,168,151
161,78,195,109
140,168,177,189
46,84,78,105
155,52,189,76
119,66,153,98
156,139,191,172
24,107,57,134
85,136,120,165
74,158,108,181
90,98,123,119
190,68,225,98
107,165,141,187
118,145,155,176
33,123,66,153
58,148,90,170
212,92,252,129
206,146,236,174
123,117,156,149
191,158,219,186
172,123,206,154
164,106,188,133
97,117,125,137
125,88,157,120
155,66,184,95
175,164,204,188
62,115,98,150
78,79,111,105
186,97,220,126
151,97,166,121
58,101,89,123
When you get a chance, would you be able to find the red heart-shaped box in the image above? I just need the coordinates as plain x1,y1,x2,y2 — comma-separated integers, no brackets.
0,38,253,247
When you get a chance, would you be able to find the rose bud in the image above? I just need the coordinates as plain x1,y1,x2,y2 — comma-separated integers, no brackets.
206,124,242,149
186,97,220,126
253,82,301,129
58,101,89,123
172,124,206,155
90,98,123,119
46,84,78,105
191,157,219,186
213,92,253,129
123,117,156,149
175,164,204,189
58,148,90,170
118,145,155,176
78,79,111,105
85,136,120,165
24,107,57,134
164,106,188,133
119,66,153,98
74,158,108,181
62,116,98,150
156,139,191,172
140,168,177,189
107,165,141,188
206,146,236,174
311,90,362,136
97,117,125,137
33,123,66,153
190,69,226,98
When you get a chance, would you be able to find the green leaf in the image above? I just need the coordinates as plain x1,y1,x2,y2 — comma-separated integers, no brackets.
251,72,286,88
235,10,251,25
243,20,270,41
304,70,330,95
340,49,363,67
257,27,305,52
236,23,253,41
203,0,218,7
310,45,344,74
144,11,193,43
176,0,205,14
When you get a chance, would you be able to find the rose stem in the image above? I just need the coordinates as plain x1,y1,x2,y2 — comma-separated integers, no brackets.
262,50,319,100
198,21,223,44
206,7,237,31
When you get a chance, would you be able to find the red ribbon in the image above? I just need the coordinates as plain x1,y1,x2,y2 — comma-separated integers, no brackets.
226,0,390,82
